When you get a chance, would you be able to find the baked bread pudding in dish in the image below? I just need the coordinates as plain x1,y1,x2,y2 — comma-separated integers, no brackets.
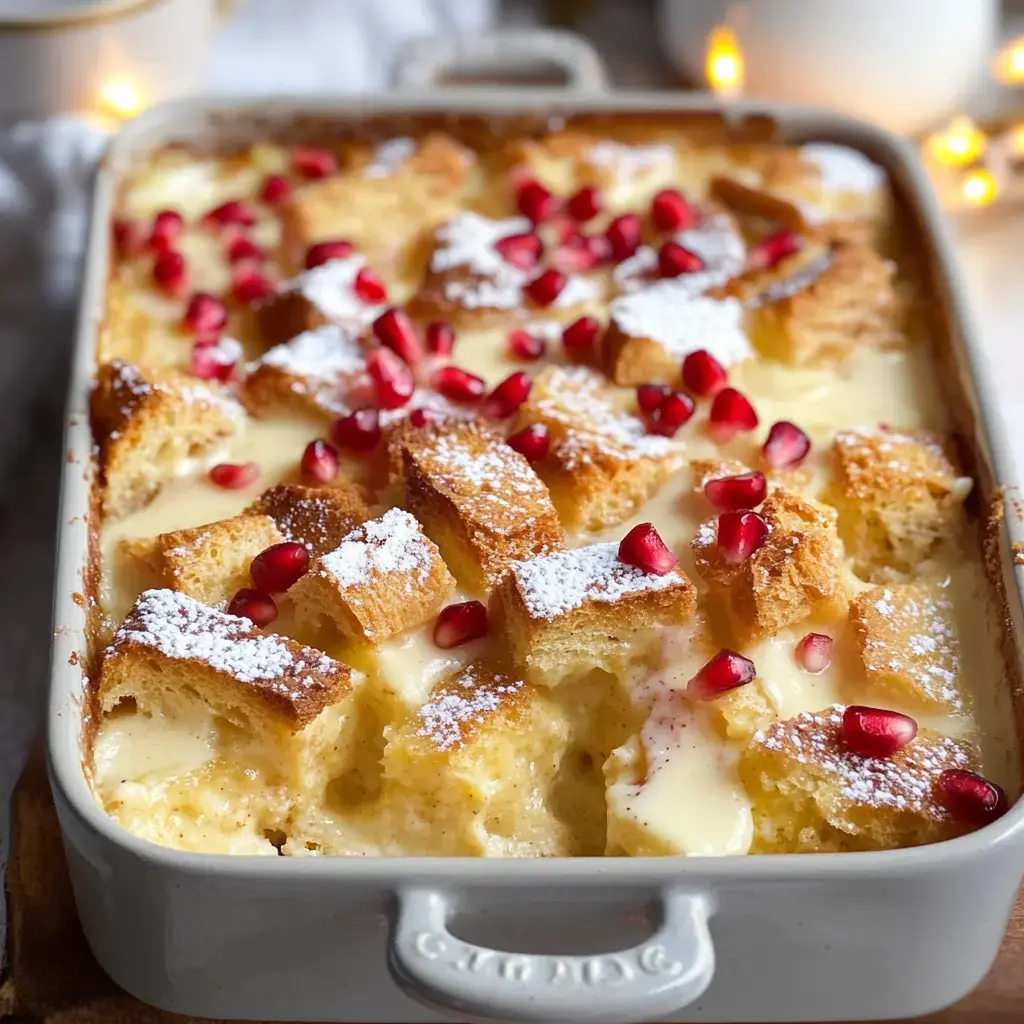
87,120,1018,858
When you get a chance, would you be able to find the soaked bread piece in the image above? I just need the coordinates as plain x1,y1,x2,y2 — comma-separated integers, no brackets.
246,481,369,557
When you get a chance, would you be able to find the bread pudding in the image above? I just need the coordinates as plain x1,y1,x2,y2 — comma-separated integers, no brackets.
87,119,1018,858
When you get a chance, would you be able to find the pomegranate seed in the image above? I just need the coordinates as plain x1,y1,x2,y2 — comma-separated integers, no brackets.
562,316,601,359
704,471,767,511
515,179,559,224
433,600,489,649
647,391,695,437
682,349,727,397
658,241,704,278
795,632,834,674
762,420,811,469
226,235,265,264
567,185,603,223
526,269,567,307
332,408,381,454
250,541,310,593
367,348,415,410
842,706,919,759
152,249,188,297
749,230,802,272
709,387,759,442
606,214,641,261
551,214,579,245
149,209,183,252
227,588,278,627
409,408,431,428
203,199,256,231
687,649,756,701
301,438,338,484
354,267,388,304
209,462,260,489
425,321,455,356
651,189,697,233
182,292,227,337
495,232,544,270
292,146,337,179
637,383,672,414
231,264,275,305
373,308,422,365
113,218,147,258
938,769,1010,827
189,338,240,381
717,510,769,564
551,233,603,273
305,239,354,270
506,423,549,461
433,365,486,403
583,233,613,264
482,371,531,419
509,329,546,362
259,174,292,205
618,523,679,576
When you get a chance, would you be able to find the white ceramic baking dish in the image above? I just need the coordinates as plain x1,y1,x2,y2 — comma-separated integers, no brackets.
46,31,1024,1024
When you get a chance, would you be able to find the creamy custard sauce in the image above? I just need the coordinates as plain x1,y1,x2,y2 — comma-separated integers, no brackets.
91,130,1019,857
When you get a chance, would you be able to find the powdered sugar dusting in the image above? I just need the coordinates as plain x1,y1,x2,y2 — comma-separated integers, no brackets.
287,256,384,330
364,137,416,178
257,324,366,379
750,251,833,309
554,274,600,308
415,664,524,751
801,143,884,196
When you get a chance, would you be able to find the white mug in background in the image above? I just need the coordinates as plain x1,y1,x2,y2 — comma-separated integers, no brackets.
658,0,998,135
0,0,221,121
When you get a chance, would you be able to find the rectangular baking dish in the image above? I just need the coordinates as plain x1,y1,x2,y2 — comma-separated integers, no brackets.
46,30,1024,1024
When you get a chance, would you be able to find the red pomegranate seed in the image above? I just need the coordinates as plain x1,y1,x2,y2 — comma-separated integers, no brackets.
515,179,559,224
259,174,292,205
749,230,802,272
409,408,430,428
795,632,834,674
189,338,239,381
842,706,919,759
507,423,549,461
606,213,641,261
231,263,275,305
202,199,256,231
583,232,613,265
618,523,679,576
373,308,422,365
354,267,388,304
637,383,672,414
182,292,227,336
647,392,695,437
152,249,188,297
227,588,278,627
551,233,604,273
305,239,354,270
292,146,337,179
509,329,546,362
658,241,704,278
433,365,486,403
367,348,415,409
226,235,266,264
482,371,531,419
250,541,310,593
717,510,769,564
113,218,148,258
332,408,381,454
433,600,489,649
682,349,727,397
562,315,601,360
301,438,338,484
709,387,759,443
650,189,697,233
704,471,767,511
425,321,455,356
687,649,756,701
525,269,567,307
567,185,603,223
494,232,543,270
938,768,1010,827
209,462,259,490
762,420,811,469
149,209,183,252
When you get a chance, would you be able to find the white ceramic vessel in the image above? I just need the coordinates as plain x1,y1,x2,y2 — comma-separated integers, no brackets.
47,32,1024,1024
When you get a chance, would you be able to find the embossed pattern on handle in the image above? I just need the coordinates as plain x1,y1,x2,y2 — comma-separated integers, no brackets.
388,887,715,1024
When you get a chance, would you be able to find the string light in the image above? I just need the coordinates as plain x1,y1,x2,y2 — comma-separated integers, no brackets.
98,76,144,119
960,168,999,206
992,35,1024,85
926,116,987,167
705,25,744,98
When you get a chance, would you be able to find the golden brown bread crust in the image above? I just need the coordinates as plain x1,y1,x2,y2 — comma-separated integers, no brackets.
254,289,328,351
246,481,369,557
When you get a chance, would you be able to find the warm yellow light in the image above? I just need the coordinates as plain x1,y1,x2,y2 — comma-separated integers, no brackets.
926,116,987,167
99,76,144,118
1006,124,1024,159
993,36,1024,84
961,168,999,206
705,25,744,98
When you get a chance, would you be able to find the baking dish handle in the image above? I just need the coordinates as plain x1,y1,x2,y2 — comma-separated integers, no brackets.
392,28,609,92
388,886,714,1024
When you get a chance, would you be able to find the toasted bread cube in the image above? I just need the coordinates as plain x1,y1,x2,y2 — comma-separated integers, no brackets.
398,420,564,592
514,366,681,531
376,660,572,855
740,705,976,852
99,278,170,366
693,491,844,644
825,429,971,576
91,360,244,519
849,584,963,711
688,457,752,494
246,481,368,556
290,508,454,644
491,541,696,687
